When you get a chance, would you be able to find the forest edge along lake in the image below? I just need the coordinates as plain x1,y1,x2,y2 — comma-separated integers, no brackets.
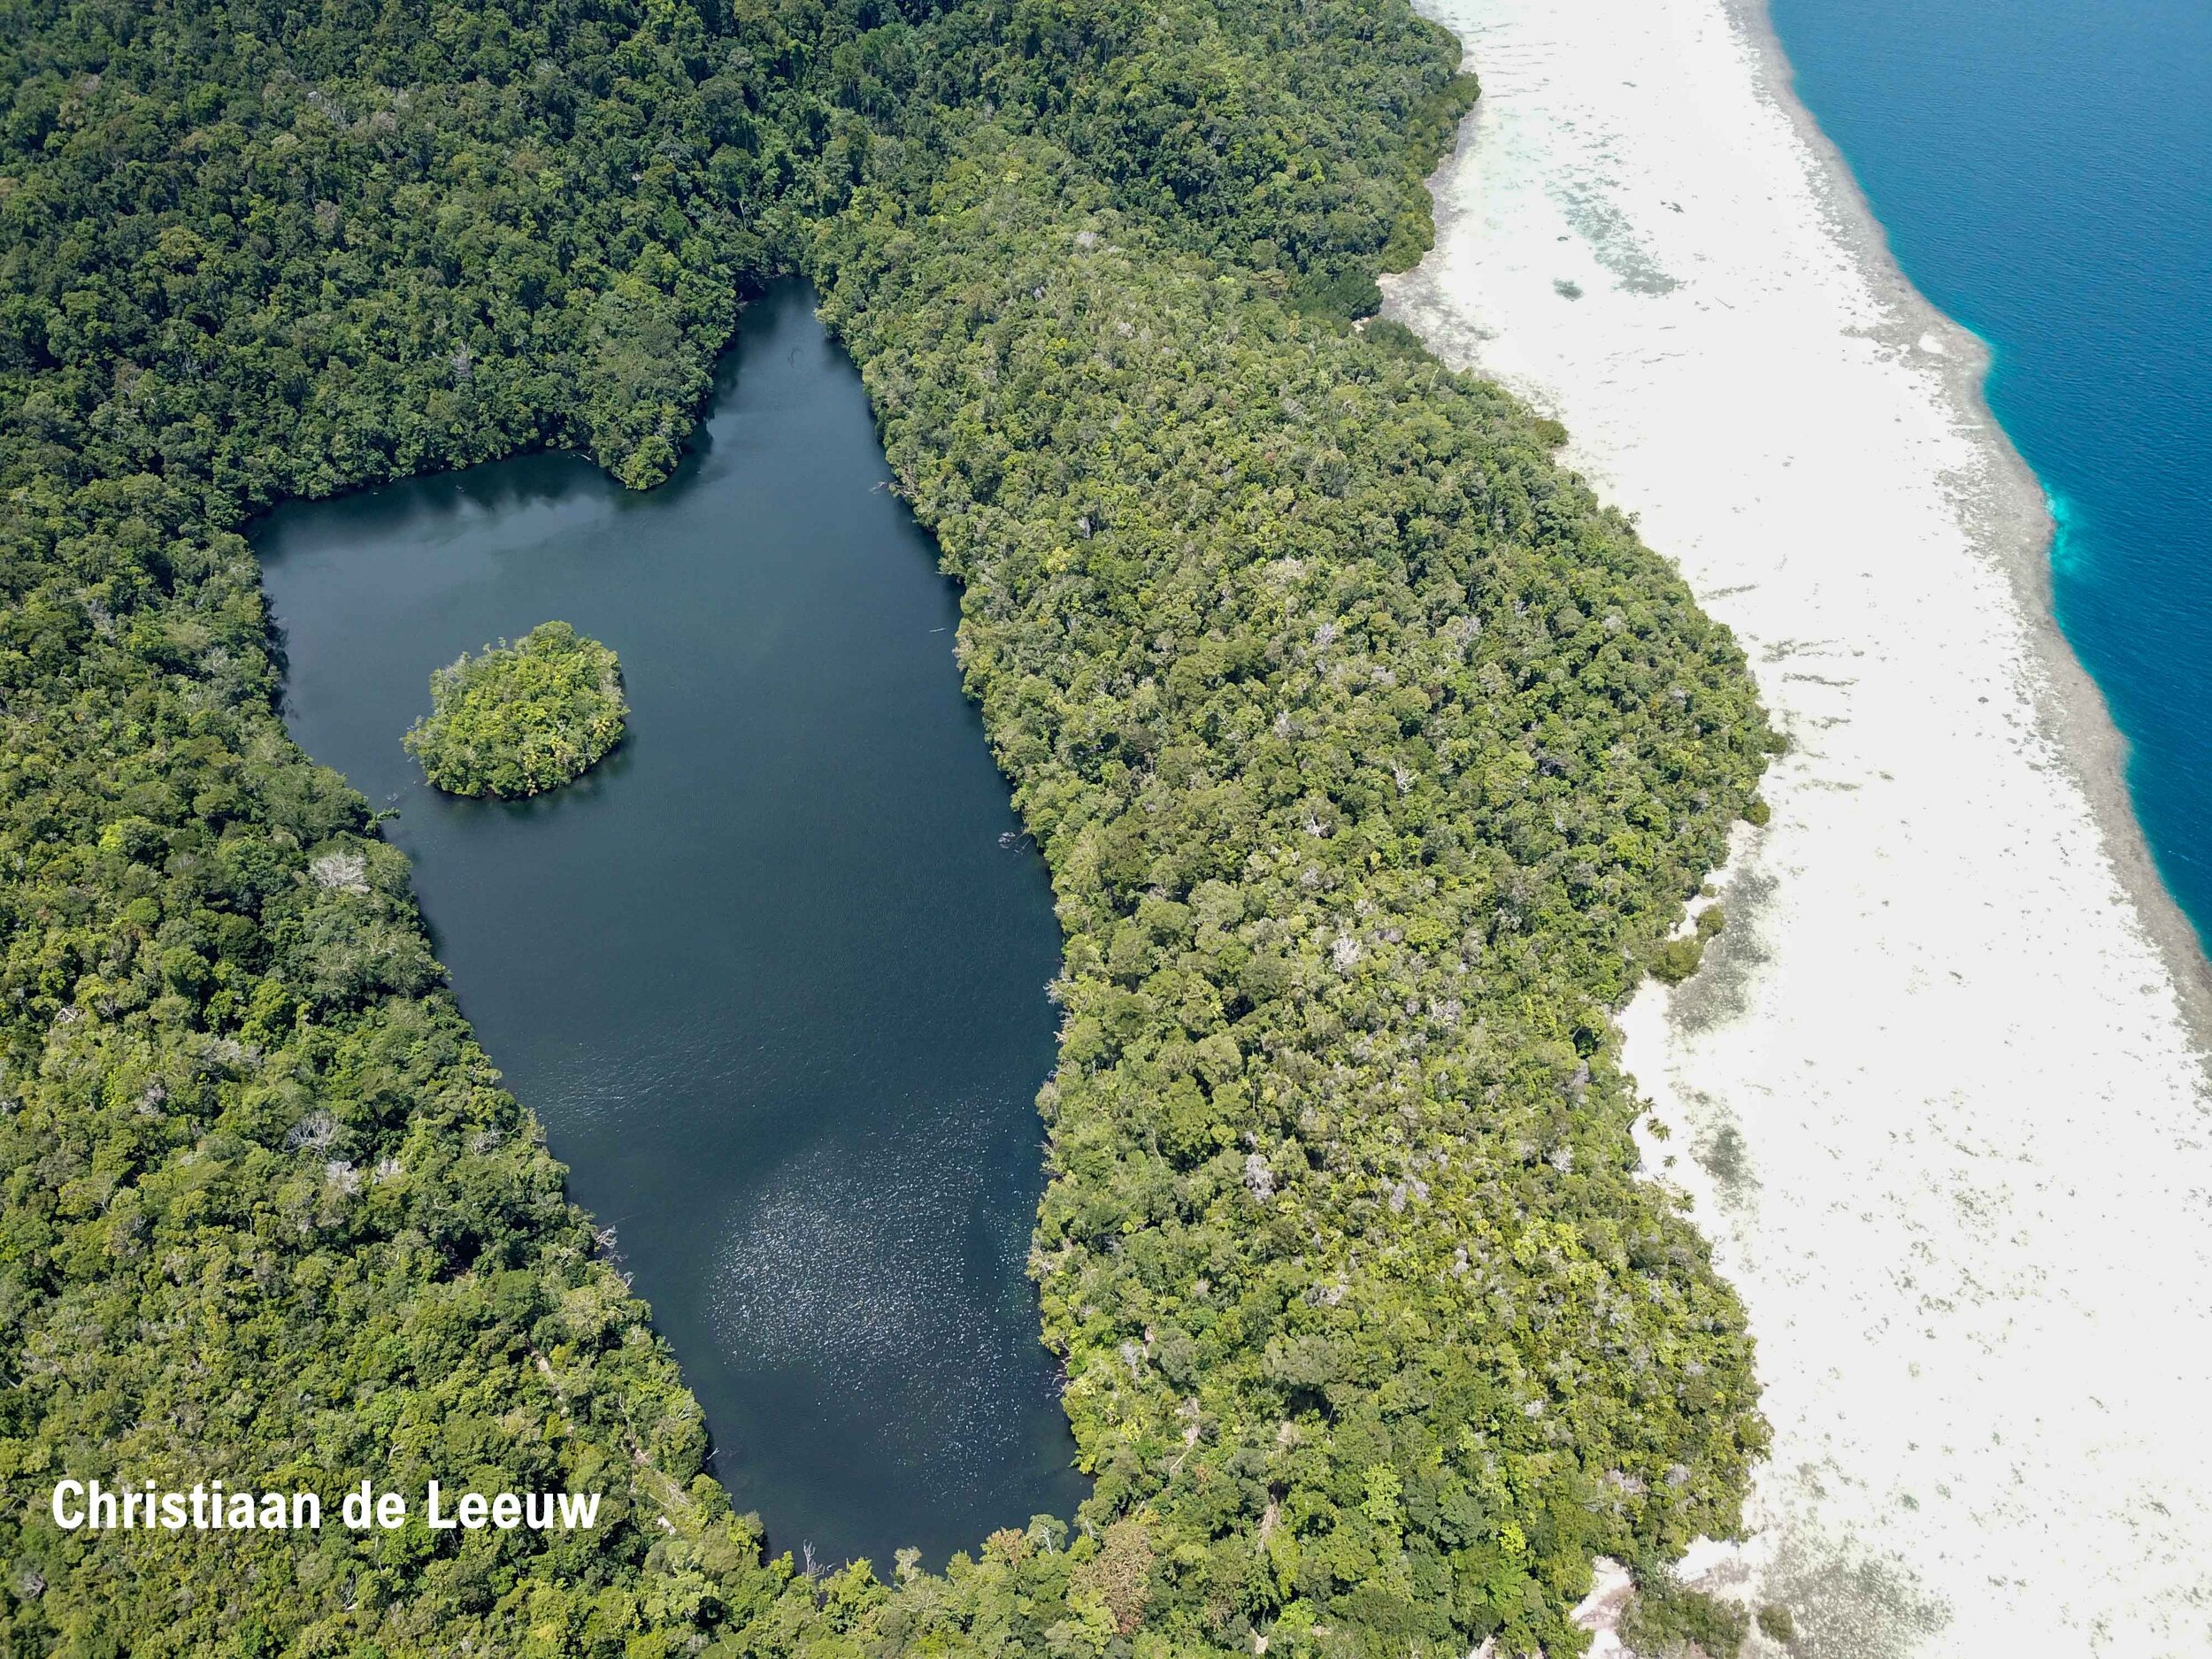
252,280,1087,1569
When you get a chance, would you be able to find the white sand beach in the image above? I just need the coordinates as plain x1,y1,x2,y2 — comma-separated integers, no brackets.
1383,2,2212,1653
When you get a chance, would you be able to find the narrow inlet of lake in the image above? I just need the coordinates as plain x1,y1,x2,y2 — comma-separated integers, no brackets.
253,280,1087,1567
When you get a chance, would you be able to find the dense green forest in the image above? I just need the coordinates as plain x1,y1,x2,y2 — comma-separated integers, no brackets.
0,0,1774,1653
403,622,626,797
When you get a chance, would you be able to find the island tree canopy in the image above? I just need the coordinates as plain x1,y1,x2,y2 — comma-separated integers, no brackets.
403,622,627,798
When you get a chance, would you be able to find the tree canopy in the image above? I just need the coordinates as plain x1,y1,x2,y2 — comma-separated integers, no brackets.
403,622,627,798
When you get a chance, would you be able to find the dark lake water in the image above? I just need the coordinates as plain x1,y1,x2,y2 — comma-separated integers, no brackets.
254,279,1086,1567
1770,0,2212,947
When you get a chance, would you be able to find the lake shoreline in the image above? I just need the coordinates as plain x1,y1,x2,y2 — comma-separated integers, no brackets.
1384,0,2212,1649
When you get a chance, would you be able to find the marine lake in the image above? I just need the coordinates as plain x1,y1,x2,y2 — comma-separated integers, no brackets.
254,279,1087,1568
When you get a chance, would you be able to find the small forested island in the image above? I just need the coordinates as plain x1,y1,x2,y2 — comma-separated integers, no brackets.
403,622,626,797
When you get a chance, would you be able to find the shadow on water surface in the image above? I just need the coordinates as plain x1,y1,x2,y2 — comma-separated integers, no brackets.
252,280,1087,1568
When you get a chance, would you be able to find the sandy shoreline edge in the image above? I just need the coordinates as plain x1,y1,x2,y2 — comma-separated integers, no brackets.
1384,0,2212,1650
1717,0,2212,1051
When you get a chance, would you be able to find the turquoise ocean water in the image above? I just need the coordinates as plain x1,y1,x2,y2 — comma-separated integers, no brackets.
1768,0,2212,946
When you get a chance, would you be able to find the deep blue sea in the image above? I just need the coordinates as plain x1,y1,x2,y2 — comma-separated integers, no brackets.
1768,0,2212,946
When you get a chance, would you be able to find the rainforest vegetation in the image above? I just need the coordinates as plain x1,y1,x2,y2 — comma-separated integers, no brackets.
0,0,1775,1654
403,622,627,798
